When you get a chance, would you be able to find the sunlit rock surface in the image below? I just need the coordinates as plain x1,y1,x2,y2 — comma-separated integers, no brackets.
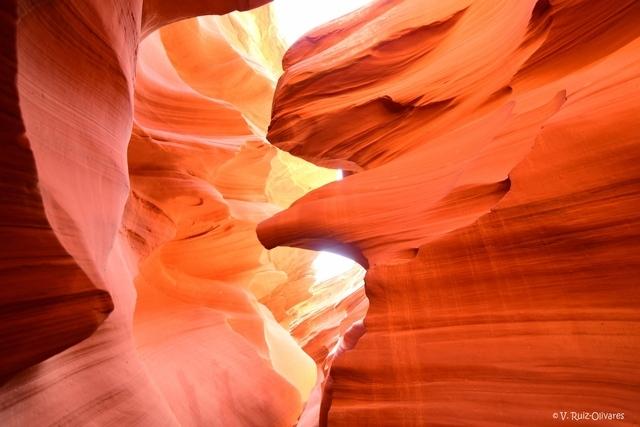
259,0,640,425
2,0,639,426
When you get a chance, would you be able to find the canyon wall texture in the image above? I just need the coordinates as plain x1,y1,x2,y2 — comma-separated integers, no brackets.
259,0,640,426
1,0,640,426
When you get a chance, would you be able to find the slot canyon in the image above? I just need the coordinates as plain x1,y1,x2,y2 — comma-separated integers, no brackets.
1,0,639,425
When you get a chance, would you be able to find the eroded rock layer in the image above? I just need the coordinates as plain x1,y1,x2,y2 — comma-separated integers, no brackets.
259,0,640,425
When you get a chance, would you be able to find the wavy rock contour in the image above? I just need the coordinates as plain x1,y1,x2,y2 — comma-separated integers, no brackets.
259,0,640,425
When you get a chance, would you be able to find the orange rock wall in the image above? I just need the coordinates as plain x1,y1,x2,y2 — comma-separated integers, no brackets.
259,0,640,425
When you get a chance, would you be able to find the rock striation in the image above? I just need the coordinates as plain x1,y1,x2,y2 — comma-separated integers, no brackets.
259,0,640,425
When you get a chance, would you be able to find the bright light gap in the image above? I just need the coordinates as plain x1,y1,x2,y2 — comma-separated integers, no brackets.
273,0,374,46
274,0,370,280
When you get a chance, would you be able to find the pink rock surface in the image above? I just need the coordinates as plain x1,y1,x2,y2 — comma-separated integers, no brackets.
1,1,365,425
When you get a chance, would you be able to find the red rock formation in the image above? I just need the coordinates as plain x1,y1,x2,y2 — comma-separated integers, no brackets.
259,0,640,425
2,0,640,425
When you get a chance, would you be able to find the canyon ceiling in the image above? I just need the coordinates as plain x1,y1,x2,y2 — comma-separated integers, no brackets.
1,0,639,426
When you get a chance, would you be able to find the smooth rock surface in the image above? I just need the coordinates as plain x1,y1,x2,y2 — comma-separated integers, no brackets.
259,0,640,425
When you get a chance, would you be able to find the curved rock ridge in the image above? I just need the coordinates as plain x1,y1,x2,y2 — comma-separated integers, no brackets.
0,0,114,384
2,1,367,426
258,0,640,425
